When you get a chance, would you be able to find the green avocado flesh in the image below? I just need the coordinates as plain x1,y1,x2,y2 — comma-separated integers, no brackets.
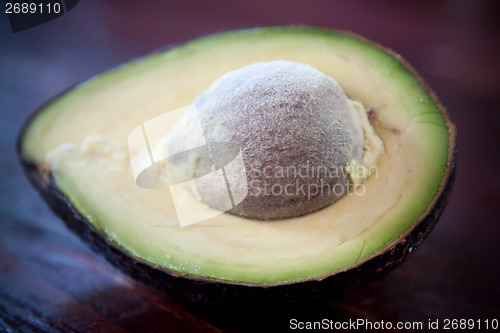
20,27,451,284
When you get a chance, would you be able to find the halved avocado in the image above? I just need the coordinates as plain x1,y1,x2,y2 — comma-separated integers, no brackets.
18,26,456,306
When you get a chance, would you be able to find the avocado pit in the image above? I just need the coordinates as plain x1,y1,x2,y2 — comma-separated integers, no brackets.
165,60,383,220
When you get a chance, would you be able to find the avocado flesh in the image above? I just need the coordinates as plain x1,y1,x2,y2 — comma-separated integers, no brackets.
20,27,452,284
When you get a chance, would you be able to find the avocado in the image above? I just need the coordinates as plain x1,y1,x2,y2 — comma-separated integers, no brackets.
18,26,456,306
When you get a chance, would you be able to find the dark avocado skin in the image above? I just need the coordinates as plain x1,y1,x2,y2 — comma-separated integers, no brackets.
17,151,455,307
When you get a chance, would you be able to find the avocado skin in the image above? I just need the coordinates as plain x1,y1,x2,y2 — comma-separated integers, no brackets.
17,151,455,307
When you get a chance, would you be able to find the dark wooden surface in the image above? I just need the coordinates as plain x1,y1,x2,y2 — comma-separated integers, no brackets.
1,1,500,332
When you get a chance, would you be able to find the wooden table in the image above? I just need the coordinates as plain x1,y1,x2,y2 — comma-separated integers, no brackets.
1,1,499,331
